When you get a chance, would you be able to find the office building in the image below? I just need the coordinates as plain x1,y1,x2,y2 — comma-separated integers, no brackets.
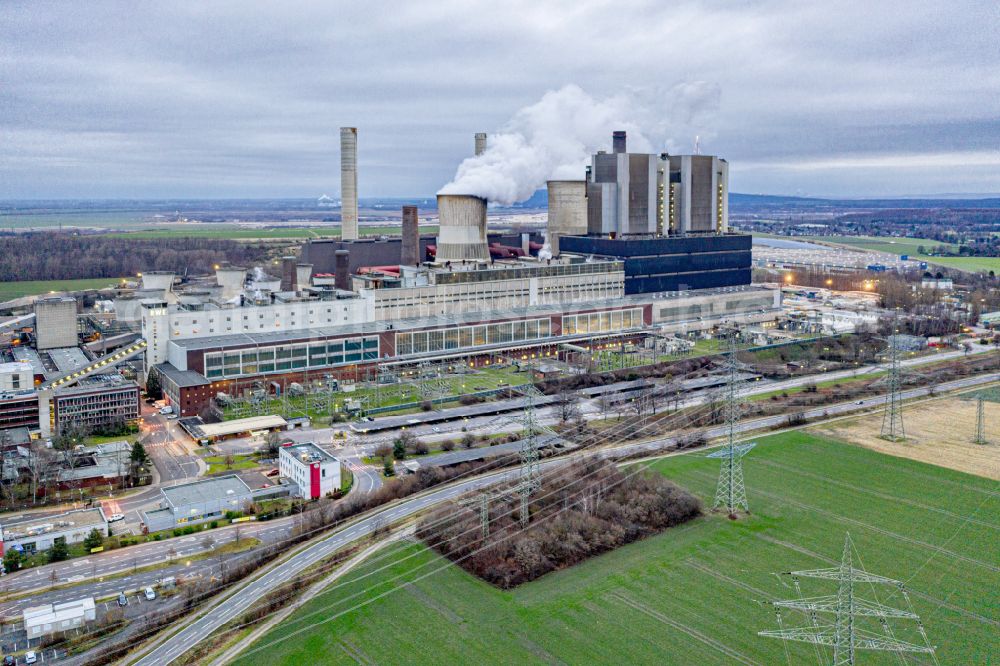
279,441,341,499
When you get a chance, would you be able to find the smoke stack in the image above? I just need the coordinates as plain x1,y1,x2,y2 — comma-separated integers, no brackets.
400,205,420,266
216,267,246,300
546,180,587,256
340,127,358,240
295,263,313,290
435,195,489,262
474,132,487,157
280,256,297,291
612,130,627,154
334,250,350,290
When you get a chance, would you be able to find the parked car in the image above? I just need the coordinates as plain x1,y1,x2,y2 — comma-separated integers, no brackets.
3,654,14,666
109,513,125,522
117,591,128,607
144,586,156,600
24,651,37,664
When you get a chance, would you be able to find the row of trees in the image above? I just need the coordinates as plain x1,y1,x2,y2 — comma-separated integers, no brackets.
0,233,272,282
418,460,701,588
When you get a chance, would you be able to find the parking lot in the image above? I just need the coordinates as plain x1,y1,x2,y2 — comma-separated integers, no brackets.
0,586,171,664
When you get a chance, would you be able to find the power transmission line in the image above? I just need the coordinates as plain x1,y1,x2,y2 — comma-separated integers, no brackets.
759,533,937,665
707,327,755,517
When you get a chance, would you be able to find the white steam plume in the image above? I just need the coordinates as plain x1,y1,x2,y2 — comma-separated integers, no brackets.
439,83,720,205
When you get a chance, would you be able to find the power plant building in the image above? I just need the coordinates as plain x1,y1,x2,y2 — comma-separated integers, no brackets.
584,132,728,237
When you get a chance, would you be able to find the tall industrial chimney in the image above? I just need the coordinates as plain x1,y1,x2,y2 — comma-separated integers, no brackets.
340,127,358,241
334,250,350,290
435,195,489,262
400,205,420,266
280,256,297,292
474,132,487,157
546,180,587,256
612,130,627,154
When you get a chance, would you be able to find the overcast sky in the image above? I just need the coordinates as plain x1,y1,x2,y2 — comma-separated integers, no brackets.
2,0,999,199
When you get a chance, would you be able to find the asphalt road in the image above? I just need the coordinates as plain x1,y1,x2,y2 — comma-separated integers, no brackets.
130,370,999,665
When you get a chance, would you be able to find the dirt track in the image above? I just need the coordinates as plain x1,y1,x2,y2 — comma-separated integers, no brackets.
811,395,1000,480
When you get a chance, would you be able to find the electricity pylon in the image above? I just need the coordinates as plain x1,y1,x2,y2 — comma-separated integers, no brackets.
974,395,987,445
760,533,937,665
707,328,755,517
879,313,906,442
462,385,552,532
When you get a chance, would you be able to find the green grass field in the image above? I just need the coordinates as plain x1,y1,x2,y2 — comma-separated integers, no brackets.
0,277,125,301
800,235,1000,274
233,431,998,665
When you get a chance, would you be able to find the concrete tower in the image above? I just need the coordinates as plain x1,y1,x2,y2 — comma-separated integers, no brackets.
400,205,420,266
340,127,358,241
474,132,487,157
435,195,489,262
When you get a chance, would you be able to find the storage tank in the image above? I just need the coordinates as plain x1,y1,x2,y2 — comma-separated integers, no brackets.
546,180,587,256
295,263,313,290
215,267,246,300
400,205,420,266
141,271,174,292
435,195,489,262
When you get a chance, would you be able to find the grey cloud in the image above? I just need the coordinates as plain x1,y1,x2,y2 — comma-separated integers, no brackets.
1,0,998,199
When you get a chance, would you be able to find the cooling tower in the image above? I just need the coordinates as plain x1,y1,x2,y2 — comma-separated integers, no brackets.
340,127,358,240
296,263,313,290
400,205,420,266
546,180,587,256
334,250,350,290
216,267,246,300
474,132,487,156
435,195,489,262
141,271,175,292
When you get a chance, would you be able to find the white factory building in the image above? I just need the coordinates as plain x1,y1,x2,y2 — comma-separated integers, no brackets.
279,441,341,500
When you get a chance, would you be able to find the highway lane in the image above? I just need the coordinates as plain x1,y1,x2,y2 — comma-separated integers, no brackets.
130,370,999,665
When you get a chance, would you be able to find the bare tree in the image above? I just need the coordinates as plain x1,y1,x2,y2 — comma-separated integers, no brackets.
554,387,582,424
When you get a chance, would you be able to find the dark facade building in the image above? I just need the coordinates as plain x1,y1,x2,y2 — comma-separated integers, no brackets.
559,234,752,294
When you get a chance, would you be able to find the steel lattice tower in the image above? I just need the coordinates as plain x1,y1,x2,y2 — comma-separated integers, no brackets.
707,329,755,516
517,391,542,526
760,533,937,665
974,395,987,445
880,315,906,442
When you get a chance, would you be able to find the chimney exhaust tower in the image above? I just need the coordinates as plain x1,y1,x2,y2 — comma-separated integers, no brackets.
435,195,489,262
280,256,297,291
340,127,358,240
400,205,420,266
334,250,351,290
612,130,627,154
474,132,487,157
